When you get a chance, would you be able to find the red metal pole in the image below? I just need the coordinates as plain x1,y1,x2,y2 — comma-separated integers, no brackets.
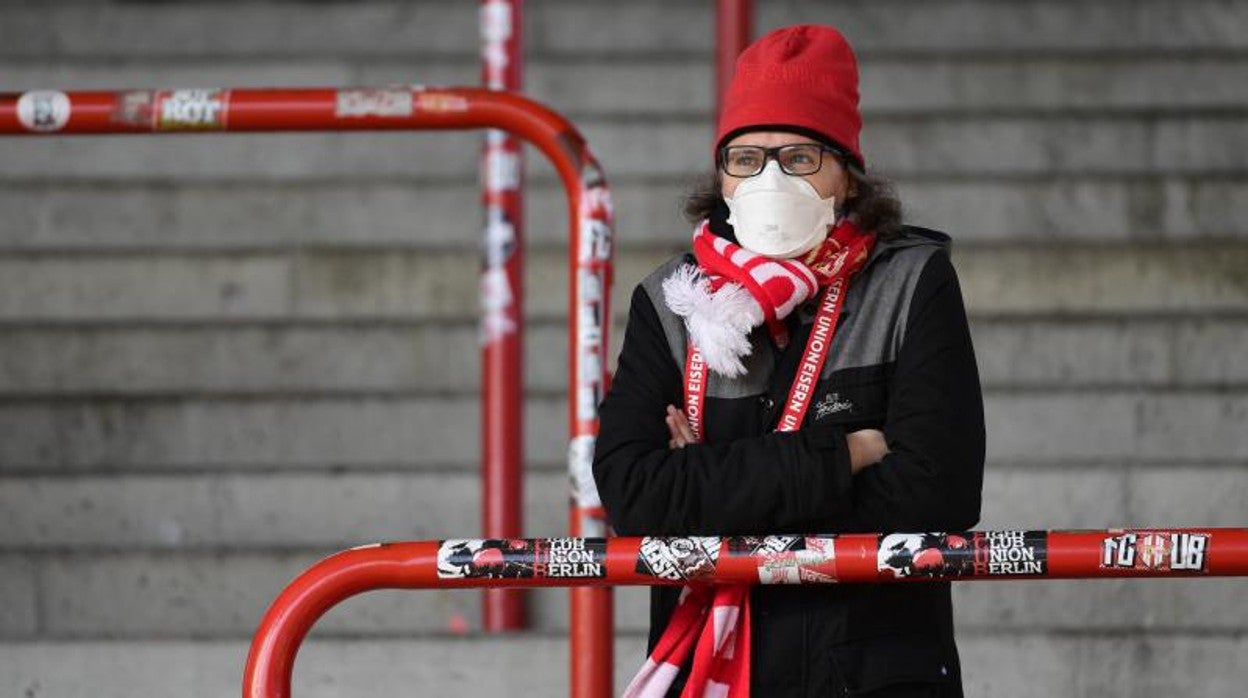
241,529,1248,697
715,0,754,113
480,0,528,634
568,119,616,698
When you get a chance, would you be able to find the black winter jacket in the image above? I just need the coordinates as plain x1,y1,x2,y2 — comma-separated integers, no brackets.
593,218,986,697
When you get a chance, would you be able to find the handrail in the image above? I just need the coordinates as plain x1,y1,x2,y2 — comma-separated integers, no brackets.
242,528,1248,697
1,85,617,696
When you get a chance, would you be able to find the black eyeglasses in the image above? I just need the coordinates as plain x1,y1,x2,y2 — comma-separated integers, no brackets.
719,143,845,178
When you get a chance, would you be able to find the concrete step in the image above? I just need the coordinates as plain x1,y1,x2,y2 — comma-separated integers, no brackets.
968,317,1248,389
2,632,1245,697
3,115,1245,180
1,176,1246,250
0,244,1244,322
0,637,655,697
2,0,1244,58
0,179,696,249
6,55,1247,117
0,317,1245,396
1,549,649,638
0,391,1244,470
3,464,1243,550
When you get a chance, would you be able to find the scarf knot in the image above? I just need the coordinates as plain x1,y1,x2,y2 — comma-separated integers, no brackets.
662,219,876,377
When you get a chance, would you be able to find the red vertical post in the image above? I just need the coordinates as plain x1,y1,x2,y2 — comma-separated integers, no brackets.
715,0,754,112
569,161,615,697
480,0,527,632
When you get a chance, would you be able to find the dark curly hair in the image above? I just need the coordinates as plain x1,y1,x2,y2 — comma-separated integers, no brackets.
682,165,905,242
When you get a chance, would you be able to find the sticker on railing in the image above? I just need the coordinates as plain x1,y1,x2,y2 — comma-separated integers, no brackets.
635,537,722,582
154,89,227,130
436,537,608,580
1100,530,1209,573
568,435,601,510
415,91,470,113
111,91,154,127
878,530,1048,579
728,535,838,584
16,90,71,133
438,539,536,579
335,88,413,119
538,538,607,579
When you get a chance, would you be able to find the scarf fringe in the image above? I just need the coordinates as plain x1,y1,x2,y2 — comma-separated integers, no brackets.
662,263,762,378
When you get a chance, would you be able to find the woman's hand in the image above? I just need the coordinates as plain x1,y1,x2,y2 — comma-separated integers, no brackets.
665,405,697,449
846,428,890,474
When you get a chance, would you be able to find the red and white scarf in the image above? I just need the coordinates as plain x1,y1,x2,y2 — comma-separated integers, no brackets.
625,219,874,698
662,219,875,378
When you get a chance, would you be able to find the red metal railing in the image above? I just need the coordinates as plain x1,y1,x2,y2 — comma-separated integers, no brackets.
242,528,1248,696
479,0,529,634
0,85,616,696
715,0,754,112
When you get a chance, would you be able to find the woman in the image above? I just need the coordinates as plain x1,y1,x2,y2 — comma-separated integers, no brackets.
593,25,985,697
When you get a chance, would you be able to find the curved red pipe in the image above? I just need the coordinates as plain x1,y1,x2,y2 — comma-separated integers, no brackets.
0,85,617,696
241,529,1248,696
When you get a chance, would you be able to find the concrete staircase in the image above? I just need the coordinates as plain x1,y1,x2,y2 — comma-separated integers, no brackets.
1,1,1245,695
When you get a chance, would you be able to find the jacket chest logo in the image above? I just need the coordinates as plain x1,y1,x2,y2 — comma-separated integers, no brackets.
814,392,854,420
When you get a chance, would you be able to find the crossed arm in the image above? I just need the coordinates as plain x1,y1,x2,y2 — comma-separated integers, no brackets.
664,403,889,474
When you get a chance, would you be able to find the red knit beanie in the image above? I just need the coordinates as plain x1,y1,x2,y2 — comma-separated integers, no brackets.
715,25,865,170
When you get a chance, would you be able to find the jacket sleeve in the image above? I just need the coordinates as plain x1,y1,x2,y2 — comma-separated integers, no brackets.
833,249,986,533
592,283,854,537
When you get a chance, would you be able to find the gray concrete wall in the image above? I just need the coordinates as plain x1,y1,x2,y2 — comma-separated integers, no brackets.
0,1,1244,696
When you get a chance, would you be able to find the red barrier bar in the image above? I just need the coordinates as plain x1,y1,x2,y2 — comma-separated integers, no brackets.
0,85,616,697
715,0,754,113
480,0,528,635
243,528,1248,696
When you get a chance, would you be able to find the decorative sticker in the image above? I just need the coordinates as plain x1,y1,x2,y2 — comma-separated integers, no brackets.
1101,530,1209,573
536,537,607,579
727,535,838,584
335,88,413,119
111,90,155,127
568,434,601,510
153,89,227,130
878,530,1048,579
436,537,608,580
415,91,469,113
479,202,518,344
16,90,71,132
635,537,722,582
437,538,536,580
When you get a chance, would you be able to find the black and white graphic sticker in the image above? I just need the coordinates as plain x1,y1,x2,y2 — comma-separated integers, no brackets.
17,90,71,132
635,537,722,581
879,530,1048,579
437,539,537,580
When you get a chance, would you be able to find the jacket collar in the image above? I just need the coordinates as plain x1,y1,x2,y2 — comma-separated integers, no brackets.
792,225,951,325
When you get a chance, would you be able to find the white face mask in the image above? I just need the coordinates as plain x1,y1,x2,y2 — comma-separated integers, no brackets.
724,160,838,259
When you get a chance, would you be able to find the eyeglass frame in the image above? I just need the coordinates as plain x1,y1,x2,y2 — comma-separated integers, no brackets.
717,142,850,178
